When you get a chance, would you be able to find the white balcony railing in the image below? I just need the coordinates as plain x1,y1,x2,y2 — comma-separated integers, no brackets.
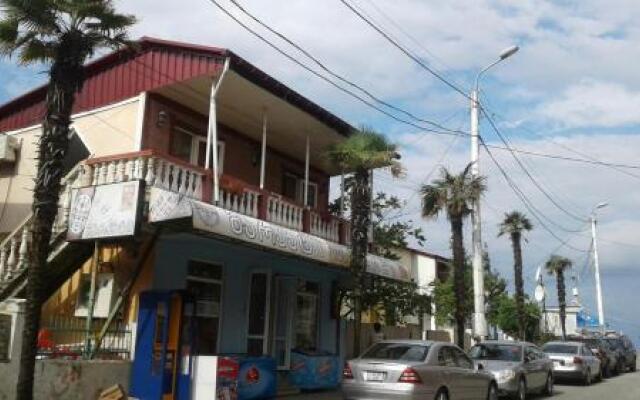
266,195,304,231
79,150,350,245
309,211,340,243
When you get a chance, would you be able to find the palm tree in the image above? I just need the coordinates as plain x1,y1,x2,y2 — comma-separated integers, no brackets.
421,165,486,348
0,2,135,398
498,211,533,340
326,128,401,356
545,255,573,340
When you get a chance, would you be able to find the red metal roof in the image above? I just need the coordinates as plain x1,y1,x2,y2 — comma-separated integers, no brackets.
0,37,353,135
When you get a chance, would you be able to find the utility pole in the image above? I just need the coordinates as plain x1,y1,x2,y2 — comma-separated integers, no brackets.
470,45,519,341
591,203,607,332
470,88,487,341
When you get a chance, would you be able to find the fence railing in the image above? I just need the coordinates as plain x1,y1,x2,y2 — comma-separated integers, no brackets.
37,316,132,360
81,150,353,245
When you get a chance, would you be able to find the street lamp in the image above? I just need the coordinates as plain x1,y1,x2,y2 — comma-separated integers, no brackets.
470,45,519,340
591,201,608,332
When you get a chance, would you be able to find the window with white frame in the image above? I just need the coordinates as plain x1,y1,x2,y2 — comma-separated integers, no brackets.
246,271,271,356
170,126,225,172
294,280,320,350
185,261,223,355
282,172,318,208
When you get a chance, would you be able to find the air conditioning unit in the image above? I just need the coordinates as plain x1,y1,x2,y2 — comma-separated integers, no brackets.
0,135,21,163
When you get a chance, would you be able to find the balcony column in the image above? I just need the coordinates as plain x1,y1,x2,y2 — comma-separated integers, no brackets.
303,135,310,207
340,171,346,217
206,57,230,204
260,111,268,190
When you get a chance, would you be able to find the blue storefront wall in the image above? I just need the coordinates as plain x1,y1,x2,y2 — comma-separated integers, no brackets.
151,233,348,355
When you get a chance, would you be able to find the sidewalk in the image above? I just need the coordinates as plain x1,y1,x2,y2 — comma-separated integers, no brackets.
282,390,342,400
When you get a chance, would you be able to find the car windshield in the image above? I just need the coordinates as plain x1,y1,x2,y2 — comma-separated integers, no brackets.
469,344,522,362
543,344,579,354
362,343,430,362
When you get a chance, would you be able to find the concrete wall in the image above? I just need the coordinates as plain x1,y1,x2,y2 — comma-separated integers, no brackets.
544,306,580,337
0,299,131,400
0,360,131,400
71,98,140,156
32,360,131,400
0,300,25,400
0,98,140,234
150,233,348,355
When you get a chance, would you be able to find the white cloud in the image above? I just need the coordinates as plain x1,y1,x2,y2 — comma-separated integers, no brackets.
538,80,640,128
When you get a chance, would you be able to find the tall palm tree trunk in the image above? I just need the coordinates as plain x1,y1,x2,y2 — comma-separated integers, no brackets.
511,232,526,340
556,270,567,340
16,48,83,400
350,168,370,357
450,217,466,348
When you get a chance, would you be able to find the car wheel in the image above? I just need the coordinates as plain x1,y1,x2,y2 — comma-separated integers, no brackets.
487,383,498,400
543,373,554,396
583,368,592,386
513,378,526,400
435,388,449,400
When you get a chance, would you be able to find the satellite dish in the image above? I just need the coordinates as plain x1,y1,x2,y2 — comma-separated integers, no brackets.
534,284,546,302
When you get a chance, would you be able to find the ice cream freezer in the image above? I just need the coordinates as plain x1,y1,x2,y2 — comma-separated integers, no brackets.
288,350,341,390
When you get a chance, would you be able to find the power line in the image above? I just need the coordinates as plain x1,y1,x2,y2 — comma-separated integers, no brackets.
205,0,640,177
486,109,640,180
226,0,465,134
481,107,589,224
480,136,589,252
337,0,472,101
482,148,589,234
383,133,461,222
358,0,466,90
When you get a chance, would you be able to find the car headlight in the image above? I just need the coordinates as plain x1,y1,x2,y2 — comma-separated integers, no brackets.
494,369,516,383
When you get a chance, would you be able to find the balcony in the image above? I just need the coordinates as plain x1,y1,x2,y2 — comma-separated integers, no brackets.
80,151,351,245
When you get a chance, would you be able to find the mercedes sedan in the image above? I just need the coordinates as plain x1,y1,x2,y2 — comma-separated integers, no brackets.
469,341,554,400
342,340,498,400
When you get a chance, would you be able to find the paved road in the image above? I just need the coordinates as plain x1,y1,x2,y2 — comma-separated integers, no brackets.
284,360,640,400
550,363,640,400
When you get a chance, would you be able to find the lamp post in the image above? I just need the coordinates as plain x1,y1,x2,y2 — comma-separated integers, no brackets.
591,201,608,332
471,45,519,340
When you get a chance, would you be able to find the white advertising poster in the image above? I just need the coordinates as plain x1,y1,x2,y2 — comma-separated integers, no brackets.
148,187,410,282
67,181,142,241
148,188,193,222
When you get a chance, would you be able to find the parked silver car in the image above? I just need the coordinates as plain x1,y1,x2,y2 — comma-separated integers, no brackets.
469,341,554,400
542,341,602,385
342,340,498,400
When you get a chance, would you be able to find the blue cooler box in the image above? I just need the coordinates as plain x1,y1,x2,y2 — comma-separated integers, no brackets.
289,350,341,390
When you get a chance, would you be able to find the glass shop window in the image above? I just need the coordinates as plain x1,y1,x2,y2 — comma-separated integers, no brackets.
247,272,271,356
295,280,320,350
185,261,223,355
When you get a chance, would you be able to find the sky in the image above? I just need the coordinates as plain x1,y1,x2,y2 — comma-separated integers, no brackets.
1,0,639,340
